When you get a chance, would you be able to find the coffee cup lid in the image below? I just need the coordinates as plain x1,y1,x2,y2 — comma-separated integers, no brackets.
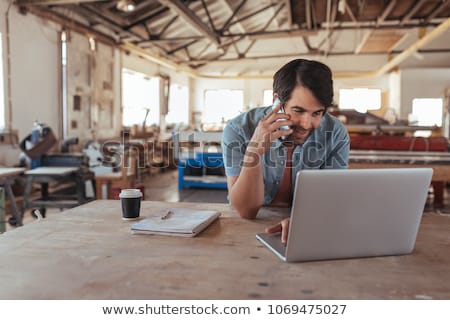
119,189,142,198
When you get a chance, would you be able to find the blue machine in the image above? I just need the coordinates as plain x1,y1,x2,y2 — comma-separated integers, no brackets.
178,152,227,190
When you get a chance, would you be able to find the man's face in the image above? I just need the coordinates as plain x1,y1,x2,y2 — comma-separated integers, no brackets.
283,85,325,145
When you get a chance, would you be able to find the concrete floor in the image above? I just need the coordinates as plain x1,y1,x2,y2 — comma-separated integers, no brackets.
142,169,229,203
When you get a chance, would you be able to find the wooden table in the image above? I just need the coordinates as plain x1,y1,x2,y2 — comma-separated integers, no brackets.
0,200,449,299
0,168,25,227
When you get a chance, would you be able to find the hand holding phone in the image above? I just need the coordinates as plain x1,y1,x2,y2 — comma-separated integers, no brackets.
272,98,291,139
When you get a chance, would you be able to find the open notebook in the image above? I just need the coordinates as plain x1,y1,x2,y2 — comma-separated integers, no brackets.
131,208,221,237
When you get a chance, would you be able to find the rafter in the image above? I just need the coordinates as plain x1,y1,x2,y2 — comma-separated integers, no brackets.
201,0,216,32
426,0,449,23
400,0,428,25
73,4,138,39
80,2,129,26
284,0,293,28
345,1,357,23
22,4,117,45
181,48,450,66
157,0,220,45
227,3,278,29
220,0,246,33
377,0,397,26
157,15,179,38
167,40,199,55
243,3,285,56
124,7,170,30
305,0,312,29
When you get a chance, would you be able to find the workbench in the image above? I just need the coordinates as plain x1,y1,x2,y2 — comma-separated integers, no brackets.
22,166,95,217
0,200,449,299
349,150,450,207
0,168,25,227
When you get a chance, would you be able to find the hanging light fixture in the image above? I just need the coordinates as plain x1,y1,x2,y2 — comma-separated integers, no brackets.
116,0,136,13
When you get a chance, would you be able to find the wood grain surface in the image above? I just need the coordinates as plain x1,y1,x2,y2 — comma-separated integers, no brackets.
0,200,449,299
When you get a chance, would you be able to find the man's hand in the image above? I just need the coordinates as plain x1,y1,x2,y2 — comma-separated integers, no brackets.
265,218,291,244
247,101,292,156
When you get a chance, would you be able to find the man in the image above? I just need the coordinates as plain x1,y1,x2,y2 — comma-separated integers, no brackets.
221,59,350,242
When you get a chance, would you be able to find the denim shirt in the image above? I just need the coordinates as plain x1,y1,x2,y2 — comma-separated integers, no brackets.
221,106,350,205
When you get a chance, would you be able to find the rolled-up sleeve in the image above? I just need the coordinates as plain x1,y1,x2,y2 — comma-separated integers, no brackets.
324,125,350,169
221,123,246,177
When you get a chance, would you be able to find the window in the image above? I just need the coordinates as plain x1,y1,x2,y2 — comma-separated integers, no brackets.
61,31,68,138
263,89,273,107
410,98,443,127
165,84,189,125
409,98,443,137
122,69,160,127
339,88,381,113
0,32,5,130
203,89,243,123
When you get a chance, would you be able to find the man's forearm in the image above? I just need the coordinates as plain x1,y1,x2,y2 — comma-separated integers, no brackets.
229,153,265,219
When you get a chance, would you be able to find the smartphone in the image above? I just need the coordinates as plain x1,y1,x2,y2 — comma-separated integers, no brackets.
272,98,290,139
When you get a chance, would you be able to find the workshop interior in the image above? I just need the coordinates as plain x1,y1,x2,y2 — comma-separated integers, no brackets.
0,0,449,232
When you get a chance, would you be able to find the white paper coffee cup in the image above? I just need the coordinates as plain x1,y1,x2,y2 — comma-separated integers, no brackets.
119,189,142,220
119,189,143,199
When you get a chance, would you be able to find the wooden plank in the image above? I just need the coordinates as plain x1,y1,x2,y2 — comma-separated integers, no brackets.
0,200,449,299
0,168,25,178
357,29,406,53
24,167,78,176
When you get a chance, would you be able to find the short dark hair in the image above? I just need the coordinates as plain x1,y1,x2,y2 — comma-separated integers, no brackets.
273,59,334,109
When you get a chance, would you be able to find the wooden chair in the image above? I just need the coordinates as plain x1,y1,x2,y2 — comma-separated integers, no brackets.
95,150,137,199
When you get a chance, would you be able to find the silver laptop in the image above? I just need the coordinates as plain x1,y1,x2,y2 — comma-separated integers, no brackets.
256,168,433,262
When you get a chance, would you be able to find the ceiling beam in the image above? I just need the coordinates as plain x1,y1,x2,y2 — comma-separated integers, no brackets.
125,7,170,30
302,36,315,53
227,3,278,29
139,22,436,45
400,0,428,25
201,0,216,32
344,1,357,23
79,2,129,26
354,30,372,54
70,4,139,39
157,15,179,38
23,5,117,45
167,40,199,55
181,48,450,66
244,29,318,40
377,16,450,76
425,0,449,23
305,0,312,29
157,0,220,45
122,41,198,77
377,0,397,26
284,0,293,28
137,36,203,46
220,0,246,33
242,2,285,56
